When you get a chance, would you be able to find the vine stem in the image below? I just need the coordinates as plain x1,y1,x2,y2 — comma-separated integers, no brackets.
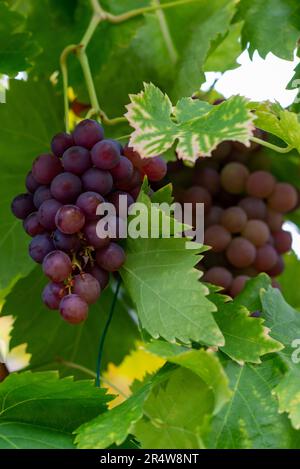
60,44,78,132
95,278,122,387
250,136,293,154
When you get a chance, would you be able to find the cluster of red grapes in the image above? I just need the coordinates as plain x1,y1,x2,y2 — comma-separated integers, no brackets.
11,119,167,324
166,135,298,297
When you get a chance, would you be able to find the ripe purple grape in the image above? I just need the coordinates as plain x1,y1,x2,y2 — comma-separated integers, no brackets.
226,237,256,268
81,168,113,195
266,209,283,231
254,245,277,272
73,273,101,304
55,205,85,234
246,170,275,198
38,199,62,231
51,132,74,157
32,153,63,185
273,230,292,254
43,250,72,282
11,193,35,220
115,168,142,191
42,282,66,310
29,233,54,263
83,220,110,249
33,186,52,209
110,156,134,182
53,229,81,253
50,172,82,203
91,139,121,170
26,171,39,193
142,157,167,182
221,207,247,233
87,265,109,290
96,243,126,271
76,191,104,220
59,294,88,324
62,146,91,175
23,212,45,237
73,119,104,149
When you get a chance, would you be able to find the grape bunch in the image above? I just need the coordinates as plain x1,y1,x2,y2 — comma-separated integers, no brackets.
166,135,298,297
11,119,167,324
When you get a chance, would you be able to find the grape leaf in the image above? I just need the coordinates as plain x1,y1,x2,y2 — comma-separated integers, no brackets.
0,78,63,291
146,341,231,413
134,367,213,449
253,102,300,152
279,253,300,309
0,371,109,449
260,286,300,429
234,0,300,60
209,357,300,449
125,83,255,161
2,268,139,376
234,273,271,312
121,188,223,346
75,365,173,449
209,291,282,364
204,22,243,73
0,2,40,76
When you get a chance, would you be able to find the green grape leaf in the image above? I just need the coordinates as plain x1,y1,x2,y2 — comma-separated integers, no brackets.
234,0,300,61
204,22,243,72
0,2,40,76
209,291,282,365
2,268,139,376
121,188,223,346
0,78,63,292
126,83,255,161
146,341,231,413
75,365,173,449
260,286,300,429
134,367,213,449
209,358,300,449
0,371,109,449
253,102,300,152
234,273,271,312
279,253,300,309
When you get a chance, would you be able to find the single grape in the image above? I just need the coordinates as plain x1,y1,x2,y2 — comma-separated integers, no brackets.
106,139,123,152
110,155,134,182
81,168,113,195
73,273,101,304
62,146,91,175
246,170,276,198
83,220,110,249
266,209,283,232
23,212,45,237
76,191,104,220
238,197,267,220
96,243,126,271
59,294,88,324
123,144,143,168
115,168,142,191
230,275,250,297
25,171,39,193
254,245,277,272
38,199,62,231
220,162,249,194
11,193,35,220
195,168,220,195
55,205,85,234
87,265,109,290
203,266,232,290
273,230,292,254
221,207,247,233
32,153,63,185
51,132,74,157
183,186,212,213
50,172,82,203
33,186,52,209
204,225,231,252
226,237,256,268
242,219,270,247
91,139,121,170
42,282,65,310
268,182,298,213
266,256,284,277
73,119,104,149
29,233,54,263
205,206,223,227
142,156,167,182
43,250,72,282
107,191,134,218
53,229,81,253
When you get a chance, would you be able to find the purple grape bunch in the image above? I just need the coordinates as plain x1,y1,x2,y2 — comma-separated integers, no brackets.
11,119,167,324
